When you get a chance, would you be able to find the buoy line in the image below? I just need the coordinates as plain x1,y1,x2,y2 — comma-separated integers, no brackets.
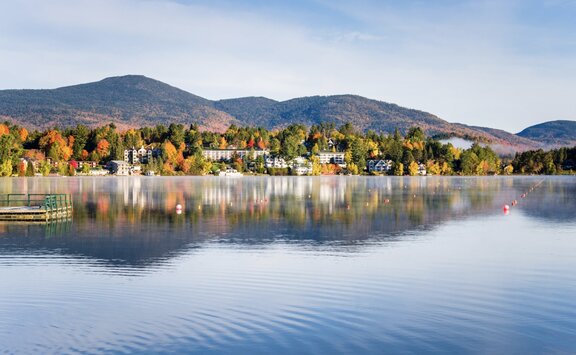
503,179,545,213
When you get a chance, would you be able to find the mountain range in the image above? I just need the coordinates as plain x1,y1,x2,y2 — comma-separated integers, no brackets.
1,75,574,152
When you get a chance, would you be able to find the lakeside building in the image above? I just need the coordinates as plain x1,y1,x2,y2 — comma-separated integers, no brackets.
317,151,346,167
107,160,131,176
124,146,160,164
265,156,289,169
202,149,269,161
292,157,313,175
368,159,393,173
418,163,427,176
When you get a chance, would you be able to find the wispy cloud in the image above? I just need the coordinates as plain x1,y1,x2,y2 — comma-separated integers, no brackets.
0,0,574,132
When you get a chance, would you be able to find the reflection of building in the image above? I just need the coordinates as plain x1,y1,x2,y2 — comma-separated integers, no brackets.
107,160,130,175
202,149,269,161
368,159,393,173
318,151,346,166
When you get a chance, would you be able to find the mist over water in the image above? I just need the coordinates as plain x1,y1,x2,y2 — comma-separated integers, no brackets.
1,176,575,354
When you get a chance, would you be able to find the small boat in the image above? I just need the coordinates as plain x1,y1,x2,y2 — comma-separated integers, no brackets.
218,168,243,177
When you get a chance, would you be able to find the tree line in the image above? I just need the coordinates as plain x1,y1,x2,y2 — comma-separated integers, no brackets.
0,121,574,176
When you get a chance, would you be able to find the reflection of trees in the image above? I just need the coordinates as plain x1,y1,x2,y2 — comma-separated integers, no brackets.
1,176,571,267
3,176,513,234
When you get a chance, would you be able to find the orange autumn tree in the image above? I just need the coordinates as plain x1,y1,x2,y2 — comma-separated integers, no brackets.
95,139,110,159
39,130,72,161
162,140,178,164
81,149,89,160
0,124,9,136
19,128,28,142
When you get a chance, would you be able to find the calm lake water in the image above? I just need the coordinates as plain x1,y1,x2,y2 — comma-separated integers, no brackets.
0,176,575,354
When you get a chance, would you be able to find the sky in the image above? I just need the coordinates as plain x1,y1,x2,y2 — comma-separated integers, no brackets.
1,0,575,132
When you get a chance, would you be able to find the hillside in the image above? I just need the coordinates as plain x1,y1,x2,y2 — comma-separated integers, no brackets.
0,75,562,151
0,75,240,132
517,120,576,148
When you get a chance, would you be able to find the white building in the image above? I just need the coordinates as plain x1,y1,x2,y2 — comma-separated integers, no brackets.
368,159,393,173
418,163,427,176
317,151,346,167
124,146,158,164
265,156,288,169
202,149,269,161
107,160,131,175
291,157,312,175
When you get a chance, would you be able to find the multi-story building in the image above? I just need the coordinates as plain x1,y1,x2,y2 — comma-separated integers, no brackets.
265,156,288,169
107,160,131,176
317,151,346,166
202,149,269,161
124,146,159,164
291,157,312,175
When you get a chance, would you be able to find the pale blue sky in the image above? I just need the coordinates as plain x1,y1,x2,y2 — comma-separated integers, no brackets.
1,0,575,132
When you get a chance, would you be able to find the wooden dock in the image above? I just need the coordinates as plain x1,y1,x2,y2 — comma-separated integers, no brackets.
0,194,73,222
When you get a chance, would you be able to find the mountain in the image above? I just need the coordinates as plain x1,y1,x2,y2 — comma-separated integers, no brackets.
516,120,576,148
0,75,240,132
0,75,569,151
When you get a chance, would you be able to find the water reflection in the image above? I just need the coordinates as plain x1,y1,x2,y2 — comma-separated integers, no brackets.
2,177,576,354
0,176,574,267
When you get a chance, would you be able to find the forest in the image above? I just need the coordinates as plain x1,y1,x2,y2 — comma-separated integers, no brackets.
0,121,574,177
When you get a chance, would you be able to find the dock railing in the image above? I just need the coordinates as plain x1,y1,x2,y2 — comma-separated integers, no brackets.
0,193,73,221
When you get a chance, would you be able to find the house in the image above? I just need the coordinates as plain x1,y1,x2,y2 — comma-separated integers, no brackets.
106,160,130,175
265,156,288,169
317,151,346,167
418,163,427,176
202,149,269,161
291,157,312,175
368,159,393,173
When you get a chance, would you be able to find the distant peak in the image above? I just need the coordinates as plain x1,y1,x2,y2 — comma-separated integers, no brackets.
99,75,155,83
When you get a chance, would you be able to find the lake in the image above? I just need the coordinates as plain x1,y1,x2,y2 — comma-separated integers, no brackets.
1,176,575,354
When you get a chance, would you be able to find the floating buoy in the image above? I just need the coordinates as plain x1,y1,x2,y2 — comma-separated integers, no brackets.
176,209,182,215
503,204,510,212
176,204,182,210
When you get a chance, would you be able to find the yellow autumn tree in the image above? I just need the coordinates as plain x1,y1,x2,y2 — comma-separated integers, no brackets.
219,137,228,149
408,161,419,176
